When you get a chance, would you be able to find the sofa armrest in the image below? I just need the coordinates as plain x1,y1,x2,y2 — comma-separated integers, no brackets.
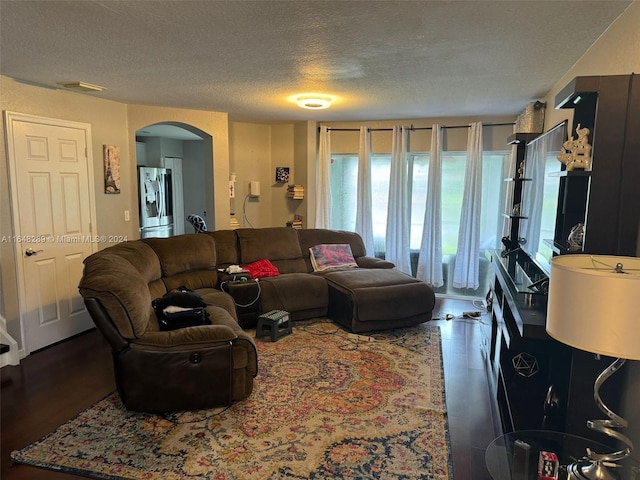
356,256,395,269
132,325,238,351
84,297,130,353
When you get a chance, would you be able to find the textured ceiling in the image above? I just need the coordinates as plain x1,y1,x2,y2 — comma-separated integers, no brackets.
0,0,631,123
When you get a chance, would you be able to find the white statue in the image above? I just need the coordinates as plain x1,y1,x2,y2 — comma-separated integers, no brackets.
557,124,592,172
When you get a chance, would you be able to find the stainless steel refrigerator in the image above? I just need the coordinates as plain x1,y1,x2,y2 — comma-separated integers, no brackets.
139,166,174,238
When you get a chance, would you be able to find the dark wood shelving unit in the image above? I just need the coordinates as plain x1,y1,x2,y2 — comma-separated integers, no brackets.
484,249,561,434
483,74,639,440
555,74,640,256
502,134,538,247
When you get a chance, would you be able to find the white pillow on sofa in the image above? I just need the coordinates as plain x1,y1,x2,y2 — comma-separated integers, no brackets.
309,244,358,272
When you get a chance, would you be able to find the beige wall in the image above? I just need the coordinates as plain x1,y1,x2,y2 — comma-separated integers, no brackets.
293,121,316,228
0,77,132,239
229,121,304,228
229,122,272,228
540,0,640,261
0,77,231,348
127,105,229,231
543,1,640,131
0,76,131,346
270,124,299,227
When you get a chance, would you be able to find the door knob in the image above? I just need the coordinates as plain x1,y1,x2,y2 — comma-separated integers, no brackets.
25,248,43,257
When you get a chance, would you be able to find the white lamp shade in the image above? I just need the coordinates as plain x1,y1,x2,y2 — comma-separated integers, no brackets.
547,254,640,360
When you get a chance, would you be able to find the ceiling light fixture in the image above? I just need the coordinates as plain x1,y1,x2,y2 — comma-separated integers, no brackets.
57,81,106,93
296,95,332,110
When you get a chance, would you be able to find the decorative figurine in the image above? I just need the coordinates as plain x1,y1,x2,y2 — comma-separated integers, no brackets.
512,203,521,216
500,236,526,258
557,124,592,172
567,223,585,252
512,352,539,378
517,161,525,179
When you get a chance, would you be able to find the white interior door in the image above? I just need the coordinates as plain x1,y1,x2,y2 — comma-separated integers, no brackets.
5,112,97,354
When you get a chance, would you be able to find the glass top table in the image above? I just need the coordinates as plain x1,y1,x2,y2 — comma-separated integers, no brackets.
485,430,640,480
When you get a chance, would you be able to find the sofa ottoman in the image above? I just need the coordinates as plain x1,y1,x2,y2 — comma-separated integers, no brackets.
323,268,435,333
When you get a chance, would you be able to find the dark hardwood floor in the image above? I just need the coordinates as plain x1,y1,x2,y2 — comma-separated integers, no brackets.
1,298,497,479
434,298,497,479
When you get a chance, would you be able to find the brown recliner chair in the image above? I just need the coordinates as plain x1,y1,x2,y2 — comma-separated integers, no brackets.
79,236,257,413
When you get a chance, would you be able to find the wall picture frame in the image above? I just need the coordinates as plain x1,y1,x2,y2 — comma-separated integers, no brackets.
275,167,290,183
103,144,121,194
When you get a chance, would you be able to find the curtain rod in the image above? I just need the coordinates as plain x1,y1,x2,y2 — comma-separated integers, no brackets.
320,122,515,132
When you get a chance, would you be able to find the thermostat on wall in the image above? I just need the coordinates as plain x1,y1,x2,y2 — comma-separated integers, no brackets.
249,180,260,197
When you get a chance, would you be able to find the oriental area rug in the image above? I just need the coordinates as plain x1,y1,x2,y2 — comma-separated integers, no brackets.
12,321,452,480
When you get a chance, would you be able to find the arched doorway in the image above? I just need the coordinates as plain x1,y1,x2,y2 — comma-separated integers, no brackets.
135,122,214,237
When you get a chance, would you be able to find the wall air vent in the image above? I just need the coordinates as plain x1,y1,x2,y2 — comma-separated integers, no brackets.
57,81,106,93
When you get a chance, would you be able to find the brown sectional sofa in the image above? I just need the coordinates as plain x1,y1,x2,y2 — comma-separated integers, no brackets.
79,235,257,413
79,227,435,413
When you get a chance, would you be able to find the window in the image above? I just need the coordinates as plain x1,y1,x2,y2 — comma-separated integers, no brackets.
330,150,510,297
329,154,391,254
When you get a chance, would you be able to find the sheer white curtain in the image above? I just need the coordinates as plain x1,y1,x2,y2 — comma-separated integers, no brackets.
521,125,566,252
355,126,375,255
416,124,444,285
453,122,483,289
315,126,332,228
521,143,544,252
385,126,412,274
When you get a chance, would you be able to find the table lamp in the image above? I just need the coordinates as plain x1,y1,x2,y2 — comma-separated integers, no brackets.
547,254,640,480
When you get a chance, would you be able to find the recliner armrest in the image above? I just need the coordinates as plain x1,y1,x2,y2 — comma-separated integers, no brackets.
356,256,395,269
84,297,129,353
132,325,239,351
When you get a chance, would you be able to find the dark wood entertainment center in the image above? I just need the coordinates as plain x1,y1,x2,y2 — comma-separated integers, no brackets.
483,74,640,439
